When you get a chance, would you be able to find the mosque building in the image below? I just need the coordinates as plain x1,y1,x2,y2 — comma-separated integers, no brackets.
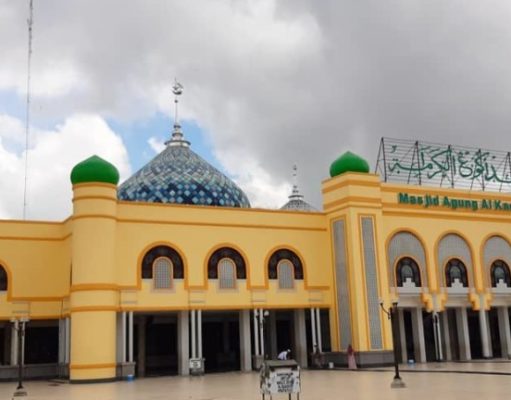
1,91,511,383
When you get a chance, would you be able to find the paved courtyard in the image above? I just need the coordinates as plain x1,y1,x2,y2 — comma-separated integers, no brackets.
1,363,511,400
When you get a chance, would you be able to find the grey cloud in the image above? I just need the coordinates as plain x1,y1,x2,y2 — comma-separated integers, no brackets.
2,0,511,208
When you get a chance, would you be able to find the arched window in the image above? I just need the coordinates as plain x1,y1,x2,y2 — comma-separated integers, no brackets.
268,249,303,285
208,247,246,285
218,258,236,289
277,260,294,289
0,265,7,291
141,245,184,286
396,257,421,287
153,257,173,289
491,260,511,288
445,258,468,287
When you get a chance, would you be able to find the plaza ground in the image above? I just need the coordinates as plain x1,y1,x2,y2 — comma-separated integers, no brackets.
2,362,511,400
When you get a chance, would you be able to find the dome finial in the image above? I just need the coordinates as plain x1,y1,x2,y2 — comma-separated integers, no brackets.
289,164,303,200
280,163,317,211
166,78,190,147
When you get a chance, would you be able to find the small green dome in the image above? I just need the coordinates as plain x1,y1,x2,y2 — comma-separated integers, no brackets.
329,151,370,177
70,155,120,185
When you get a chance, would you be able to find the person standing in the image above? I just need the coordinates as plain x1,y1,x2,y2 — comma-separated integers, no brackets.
347,344,357,370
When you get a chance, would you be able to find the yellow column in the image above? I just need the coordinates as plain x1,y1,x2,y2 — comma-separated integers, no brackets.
70,182,118,382
323,172,390,353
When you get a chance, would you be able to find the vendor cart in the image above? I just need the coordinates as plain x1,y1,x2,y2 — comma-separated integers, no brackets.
259,360,301,400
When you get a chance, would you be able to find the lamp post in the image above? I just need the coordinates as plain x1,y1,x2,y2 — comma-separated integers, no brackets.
11,317,29,398
258,310,270,359
379,301,405,389
432,312,441,361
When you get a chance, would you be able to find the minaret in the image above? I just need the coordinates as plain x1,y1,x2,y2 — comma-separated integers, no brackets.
165,79,190,147
69,155,120,382
280,164,317,211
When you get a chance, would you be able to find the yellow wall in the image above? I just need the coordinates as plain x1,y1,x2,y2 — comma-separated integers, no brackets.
3,171,511,379
0,182,335,380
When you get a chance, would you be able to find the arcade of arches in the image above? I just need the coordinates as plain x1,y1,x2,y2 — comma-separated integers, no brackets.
4,165,511,382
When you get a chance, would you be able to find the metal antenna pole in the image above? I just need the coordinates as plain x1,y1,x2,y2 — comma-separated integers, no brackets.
23,0,34,220
292,164,300,196
174,78,179,127
166,79,188,147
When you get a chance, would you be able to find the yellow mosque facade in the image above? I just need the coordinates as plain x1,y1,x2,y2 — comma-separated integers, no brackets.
1,131,511,383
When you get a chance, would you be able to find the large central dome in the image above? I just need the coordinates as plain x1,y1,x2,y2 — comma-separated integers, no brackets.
118,127,250,208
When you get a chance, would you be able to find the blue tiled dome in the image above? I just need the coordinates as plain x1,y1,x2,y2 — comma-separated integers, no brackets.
118,140,250,208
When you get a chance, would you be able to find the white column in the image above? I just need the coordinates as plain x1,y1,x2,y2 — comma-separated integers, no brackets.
239,310,252,372
441,311,452,361
411,307,426,362
486,310,493,358
478,300,491,358
178,311,189,375
21,322,26,365
315,308,323,352
456,308,471,361
10,321,18,366
433,312,443,361
65,317,70,364
310,308,317,351
397,308,407,363
293,309,307,367
197,310,202,359
259,309,265,358
432,295,443,361
253,310,260,356
128,312,133,363
58,319,65,364
191,310,196,359
497,307,511,358
121,312,127,363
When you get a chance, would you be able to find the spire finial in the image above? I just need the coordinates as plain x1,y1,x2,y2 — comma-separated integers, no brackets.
289,164,303,200
166,78,190,147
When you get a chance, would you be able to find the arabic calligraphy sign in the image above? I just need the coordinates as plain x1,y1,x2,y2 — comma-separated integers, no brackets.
375,138,511,192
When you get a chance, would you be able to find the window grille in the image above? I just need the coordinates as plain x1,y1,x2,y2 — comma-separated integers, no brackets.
445,258,468,287
396,257,421,287
278,260,294,289
491,260,511,287
218,258,236,289
153,257,172,289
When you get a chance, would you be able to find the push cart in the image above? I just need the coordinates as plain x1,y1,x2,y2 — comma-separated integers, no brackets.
259,360,301,400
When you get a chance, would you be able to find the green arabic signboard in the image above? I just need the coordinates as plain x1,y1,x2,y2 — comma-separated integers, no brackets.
375,138,511,192
397,192,511,212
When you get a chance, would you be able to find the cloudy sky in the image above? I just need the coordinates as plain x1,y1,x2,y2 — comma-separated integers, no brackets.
2,0,511,220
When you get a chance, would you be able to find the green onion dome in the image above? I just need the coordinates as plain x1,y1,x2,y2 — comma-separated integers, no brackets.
329,151,370,177
70,155,120,185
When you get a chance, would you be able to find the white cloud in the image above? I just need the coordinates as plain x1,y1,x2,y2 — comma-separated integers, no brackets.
147,136,165,154
0,113,131,220
0,114,24,143
3,1,511,211
223,152,291,209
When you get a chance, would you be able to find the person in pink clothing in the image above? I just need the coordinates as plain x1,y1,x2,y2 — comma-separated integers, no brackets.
347,344,357,370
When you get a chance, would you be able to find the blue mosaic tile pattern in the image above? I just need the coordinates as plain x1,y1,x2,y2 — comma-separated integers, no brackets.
118,145,251,208
280,198,317,212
